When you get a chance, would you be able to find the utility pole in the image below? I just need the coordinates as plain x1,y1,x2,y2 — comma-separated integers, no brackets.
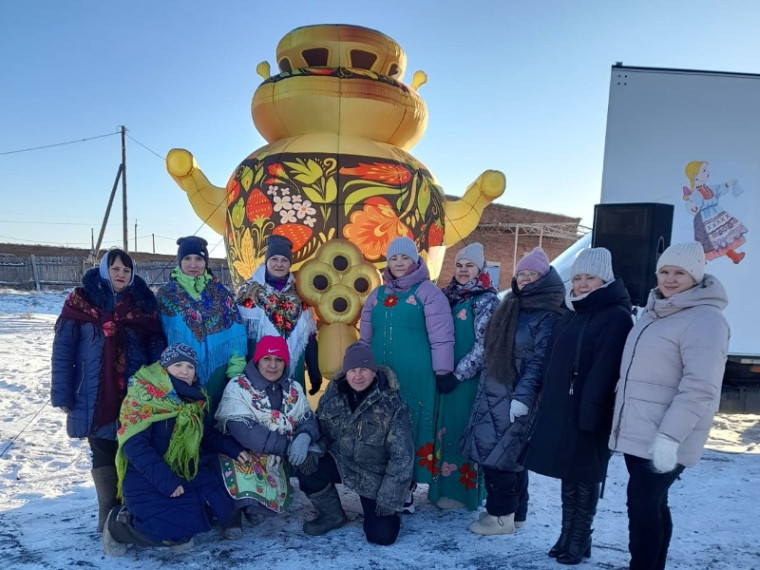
152,234,156,254
121,125,128,252
134,219,137,252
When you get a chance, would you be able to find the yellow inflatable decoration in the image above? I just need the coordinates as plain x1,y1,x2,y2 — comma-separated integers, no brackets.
295,238,381,378
166,24,506,291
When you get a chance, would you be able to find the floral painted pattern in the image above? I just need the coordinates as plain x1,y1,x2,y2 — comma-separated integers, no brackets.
222,151,445,286
343,197,413,260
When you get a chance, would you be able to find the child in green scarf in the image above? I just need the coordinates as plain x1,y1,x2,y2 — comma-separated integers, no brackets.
103,343,249,557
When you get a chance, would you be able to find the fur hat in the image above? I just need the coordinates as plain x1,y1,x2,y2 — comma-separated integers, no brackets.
656,241,705,283
265,235,293,262
385,236,419,263
515,247,550,277
253,335,290,368
455,242,485,271
160,343,198,368
570,247,614,283
176,236,209,267
342,342,378,374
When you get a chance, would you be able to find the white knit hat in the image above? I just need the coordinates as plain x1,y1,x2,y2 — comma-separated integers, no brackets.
385,236,419,263
570,247,614,283
656,242,705,283
455,242,485,270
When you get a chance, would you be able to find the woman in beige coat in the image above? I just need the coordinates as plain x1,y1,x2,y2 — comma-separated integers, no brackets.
609,242,729,570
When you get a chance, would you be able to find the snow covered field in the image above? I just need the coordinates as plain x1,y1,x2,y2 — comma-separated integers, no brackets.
0,289,758,570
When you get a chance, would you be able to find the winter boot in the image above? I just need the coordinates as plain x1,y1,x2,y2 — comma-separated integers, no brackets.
402,482,417,514
102,506,127,557
469,513,516,535
436,497,465,510
92,466,119,533
220,509,244,540
557,482,599,565
549,479,577,558
303,484,347,536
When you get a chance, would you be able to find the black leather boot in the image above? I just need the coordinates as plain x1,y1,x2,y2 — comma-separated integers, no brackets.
549,479,576,558
557,481,600,565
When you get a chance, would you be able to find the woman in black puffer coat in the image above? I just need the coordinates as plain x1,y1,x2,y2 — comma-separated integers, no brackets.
460,247,565,535
526,247,632,565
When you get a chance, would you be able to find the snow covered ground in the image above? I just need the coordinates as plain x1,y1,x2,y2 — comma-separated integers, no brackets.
0,289,758,570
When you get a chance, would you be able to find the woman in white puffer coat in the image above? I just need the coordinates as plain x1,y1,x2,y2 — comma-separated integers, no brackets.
609,241,729,570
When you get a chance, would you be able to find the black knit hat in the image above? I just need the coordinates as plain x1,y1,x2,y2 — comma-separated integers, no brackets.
160,343,198,369
176,236,209,267
265,235,293,262
342,342,378,373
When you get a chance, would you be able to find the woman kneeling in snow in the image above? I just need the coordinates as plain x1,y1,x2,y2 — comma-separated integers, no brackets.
214,335,318,531
102,343,249,556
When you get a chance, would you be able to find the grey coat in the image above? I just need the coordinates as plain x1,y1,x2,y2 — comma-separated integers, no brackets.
609,274,729,467
315,366,414,512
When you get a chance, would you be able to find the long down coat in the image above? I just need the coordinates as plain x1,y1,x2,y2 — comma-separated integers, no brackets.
526,278,632,483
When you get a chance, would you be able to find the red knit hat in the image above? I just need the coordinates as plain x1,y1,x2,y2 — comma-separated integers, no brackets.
253,336,290,368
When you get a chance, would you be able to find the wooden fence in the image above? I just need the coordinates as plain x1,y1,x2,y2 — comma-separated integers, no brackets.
0,255,234,290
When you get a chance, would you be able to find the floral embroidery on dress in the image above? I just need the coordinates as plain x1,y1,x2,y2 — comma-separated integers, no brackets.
406,296,418,306
459,462,477,490
456,308,467,321
416,442,440,476
383,295,398,307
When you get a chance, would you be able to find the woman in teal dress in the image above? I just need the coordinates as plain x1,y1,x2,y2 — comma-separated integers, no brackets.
429,242,498,511
359,236,455,513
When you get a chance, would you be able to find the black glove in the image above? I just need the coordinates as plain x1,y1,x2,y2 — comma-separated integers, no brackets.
436,372,459,394
308,375,323,396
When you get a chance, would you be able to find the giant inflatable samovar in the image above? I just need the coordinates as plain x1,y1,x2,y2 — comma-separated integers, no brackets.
166,24,506,377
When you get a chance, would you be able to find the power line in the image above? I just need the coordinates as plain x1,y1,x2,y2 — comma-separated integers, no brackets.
0,131,119,156
126,133,165,160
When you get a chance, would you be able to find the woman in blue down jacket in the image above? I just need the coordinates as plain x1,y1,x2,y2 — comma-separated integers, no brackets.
50,249,165,533
461,247,565,535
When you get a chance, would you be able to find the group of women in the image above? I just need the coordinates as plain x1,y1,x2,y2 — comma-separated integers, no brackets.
51,232,729,570
357,236,729,570
51,235,321,551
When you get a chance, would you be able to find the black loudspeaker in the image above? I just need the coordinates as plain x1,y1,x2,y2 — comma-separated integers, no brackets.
592,203,674,307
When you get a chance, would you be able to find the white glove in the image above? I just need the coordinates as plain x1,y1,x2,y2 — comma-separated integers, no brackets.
288,433,311,467
509,400,529,423
650,434,679,473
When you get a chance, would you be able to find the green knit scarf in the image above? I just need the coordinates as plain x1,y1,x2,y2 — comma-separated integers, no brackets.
172,266,212,300
115,362,207,498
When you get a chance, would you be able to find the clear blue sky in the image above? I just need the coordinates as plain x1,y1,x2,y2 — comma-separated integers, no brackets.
2,0,759,257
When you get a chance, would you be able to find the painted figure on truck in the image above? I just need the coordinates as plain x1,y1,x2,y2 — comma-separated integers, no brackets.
682,160,748,263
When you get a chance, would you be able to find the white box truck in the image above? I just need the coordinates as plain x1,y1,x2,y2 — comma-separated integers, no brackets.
554,64,759,409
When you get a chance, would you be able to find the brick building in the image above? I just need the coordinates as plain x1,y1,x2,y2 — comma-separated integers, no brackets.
440,202,585,292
